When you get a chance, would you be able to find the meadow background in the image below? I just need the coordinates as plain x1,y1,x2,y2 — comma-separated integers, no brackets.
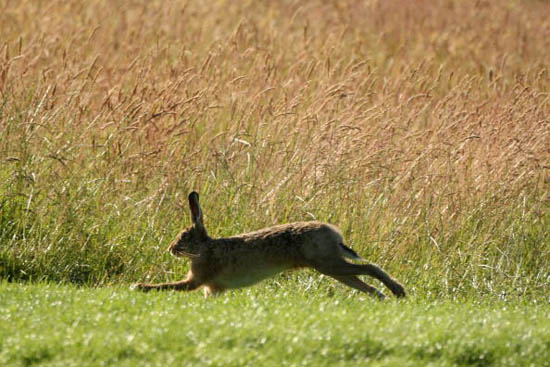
1,0,549,297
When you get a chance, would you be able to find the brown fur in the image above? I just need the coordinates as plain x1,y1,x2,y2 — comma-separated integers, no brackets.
132,192,406,299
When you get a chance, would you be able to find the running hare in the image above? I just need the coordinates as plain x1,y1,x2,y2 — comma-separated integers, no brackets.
133,192,406,299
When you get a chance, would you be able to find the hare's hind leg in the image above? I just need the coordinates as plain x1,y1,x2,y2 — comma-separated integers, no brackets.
314,261,406,298
328,274,386,299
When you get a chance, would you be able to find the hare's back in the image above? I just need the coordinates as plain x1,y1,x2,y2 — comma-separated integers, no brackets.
237,221,342,243
229,221,344,261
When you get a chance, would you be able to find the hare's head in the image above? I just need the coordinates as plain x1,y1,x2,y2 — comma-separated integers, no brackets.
168,192,209,258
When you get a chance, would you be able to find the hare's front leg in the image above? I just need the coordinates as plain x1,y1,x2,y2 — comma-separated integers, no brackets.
132,272,200,292
203,283,226,298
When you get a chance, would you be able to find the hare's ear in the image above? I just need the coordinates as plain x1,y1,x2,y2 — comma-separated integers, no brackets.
188,191,204,228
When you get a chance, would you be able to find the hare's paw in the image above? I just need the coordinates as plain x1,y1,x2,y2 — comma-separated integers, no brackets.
130,282,150,292
389,281,406,298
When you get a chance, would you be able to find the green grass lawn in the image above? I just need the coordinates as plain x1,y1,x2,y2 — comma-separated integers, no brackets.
1,281,549,367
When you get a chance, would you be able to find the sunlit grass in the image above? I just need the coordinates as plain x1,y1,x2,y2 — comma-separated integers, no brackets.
0,0,549,298
1,282,549,367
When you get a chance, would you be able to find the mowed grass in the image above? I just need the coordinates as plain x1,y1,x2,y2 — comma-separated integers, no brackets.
1,281,549,367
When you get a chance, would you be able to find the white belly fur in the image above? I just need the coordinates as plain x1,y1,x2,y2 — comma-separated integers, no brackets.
215,265,288,289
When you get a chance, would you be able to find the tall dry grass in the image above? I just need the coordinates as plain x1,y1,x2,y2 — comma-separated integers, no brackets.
0,0,549,297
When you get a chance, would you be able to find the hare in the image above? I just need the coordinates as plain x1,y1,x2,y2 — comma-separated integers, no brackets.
133,192,406,299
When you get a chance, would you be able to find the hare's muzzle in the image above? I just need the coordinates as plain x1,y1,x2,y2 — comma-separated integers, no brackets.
167,240,199,258
167,240,179,256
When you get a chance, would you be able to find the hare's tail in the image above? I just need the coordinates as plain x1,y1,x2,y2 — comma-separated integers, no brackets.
339,243,364,261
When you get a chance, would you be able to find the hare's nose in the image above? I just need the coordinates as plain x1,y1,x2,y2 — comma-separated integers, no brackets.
167,240,177,253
